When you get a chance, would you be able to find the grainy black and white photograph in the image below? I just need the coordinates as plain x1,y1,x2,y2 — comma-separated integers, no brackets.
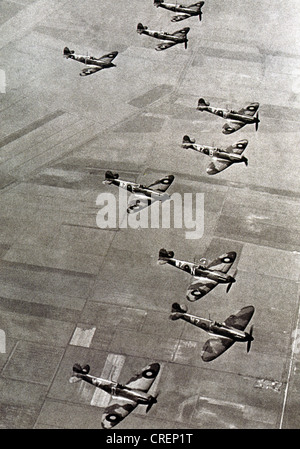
0,0,300,432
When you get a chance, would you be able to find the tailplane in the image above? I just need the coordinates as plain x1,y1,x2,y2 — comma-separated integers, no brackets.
104,171,119,183
63,46,74,58
197,98,210,110
69,363,90,383
137,23,147,34
154,0,163,6
182,135,196,145
158,248,174,264
169,302,188,320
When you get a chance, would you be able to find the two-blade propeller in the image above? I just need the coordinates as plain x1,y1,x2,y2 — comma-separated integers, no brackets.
247,325,254,353
226,269,238,293
255,112,260,131
146,391,160,413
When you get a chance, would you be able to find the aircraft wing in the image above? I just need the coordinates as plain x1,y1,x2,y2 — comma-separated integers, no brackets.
98,51,118,64
127,195,152,214
207,252,237,272
223,305,255,331
206,159,232,175
147,175,175,192
224,139,248,155
171,13,191,22
237,102,259,116
102,396,137,428
125,363,160,391
80,66,103,76
186,275,218,301
201,337,235,362
155,41,178,51
171,27,190,37
101,363,160,428
222,120,245,134
188,2,205,10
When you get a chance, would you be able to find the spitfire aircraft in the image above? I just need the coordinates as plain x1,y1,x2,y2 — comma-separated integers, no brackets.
154,0,205,22
63,47,118,76
182,135,249,174
197,98,260,134
170,304,254,361
103,171,175,213
137,23,190,50
158,249,237,301
69,362,160,428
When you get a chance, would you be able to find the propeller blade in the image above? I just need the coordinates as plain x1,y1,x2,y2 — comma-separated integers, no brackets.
226,282,233,293
146,392,159,413
247,325,254,353
226,269,237,293
146,402,154,413
255,112,259,131
184,40,188,49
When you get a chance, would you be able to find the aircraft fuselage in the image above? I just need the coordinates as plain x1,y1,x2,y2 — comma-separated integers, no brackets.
199,106,257,124
163,257,235,284
157,3,199,15
74,372,153,404
103,178,170,200
66,54,115,68
182,143,246,163
179,312,251,342
141,29,187,43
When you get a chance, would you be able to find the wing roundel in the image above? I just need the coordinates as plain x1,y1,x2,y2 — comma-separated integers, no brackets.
125,363,160,390
102,400,137,429
147,175,174,192
207,252,236,272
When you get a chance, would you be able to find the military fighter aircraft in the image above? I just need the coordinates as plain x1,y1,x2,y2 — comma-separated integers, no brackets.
170,303,254,361
103,171,175,213
63,47,118,76
182,135,249,174
137,23,190,50
197,98,260,134
69,362,160,428
154,0,205,22
158,249,237,301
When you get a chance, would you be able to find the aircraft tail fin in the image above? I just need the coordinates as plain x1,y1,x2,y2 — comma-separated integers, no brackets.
154,0,163,5
69,363,90,383
63,46,74,57
197,98,210,110
137,23,147,34
169,302,188,320
182,135,196,145
158,248,174,264
105,170,119,181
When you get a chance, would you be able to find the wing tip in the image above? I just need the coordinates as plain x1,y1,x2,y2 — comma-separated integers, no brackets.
143,363,160,378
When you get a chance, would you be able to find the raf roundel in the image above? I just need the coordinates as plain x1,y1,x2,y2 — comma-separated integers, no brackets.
106,413,120,423
143,368,156,379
